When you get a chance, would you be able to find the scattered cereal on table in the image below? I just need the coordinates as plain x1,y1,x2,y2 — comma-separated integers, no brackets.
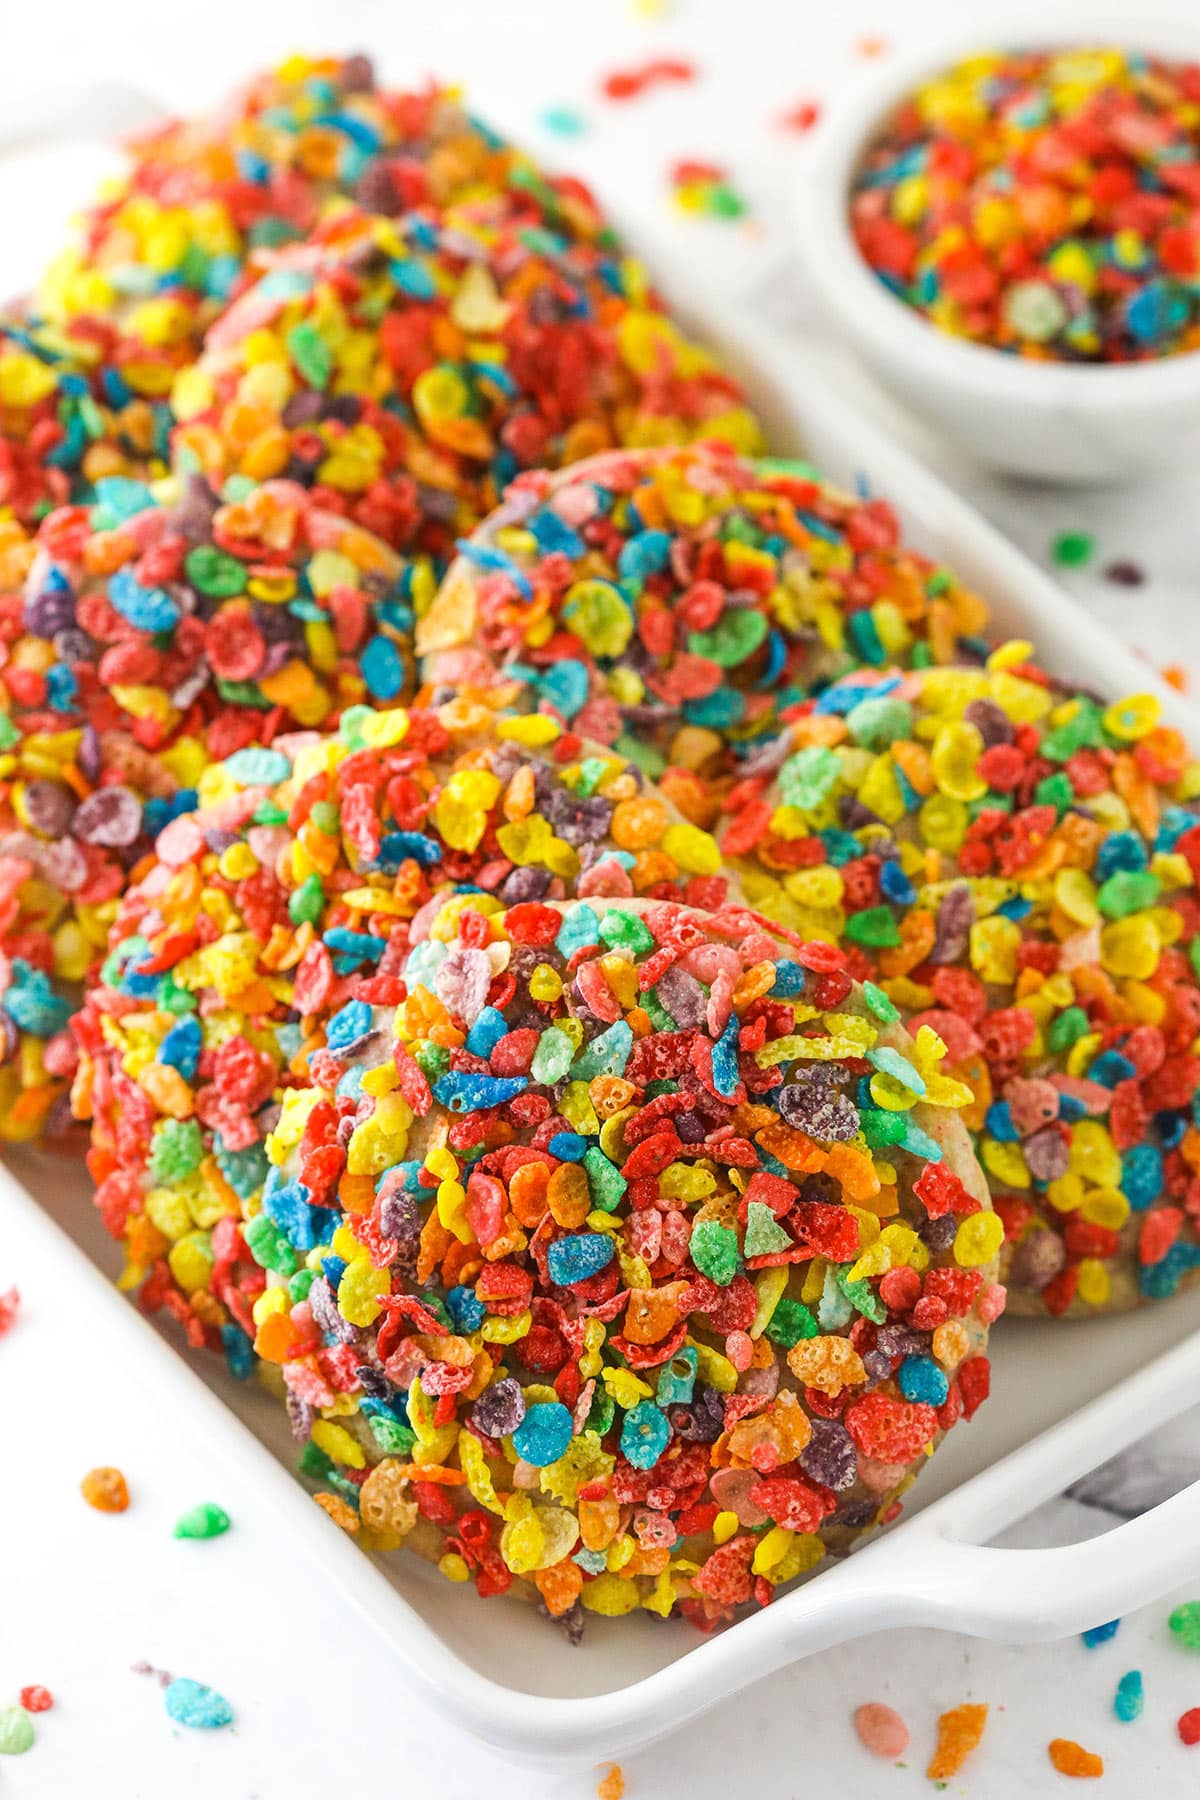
17,1687,52,1714
80,1466,130,1513
163,1677,234,1731
1052,532,1096,569
0,1704,34,1755
173,1503,231,1540
1114,1669,1143,1721
1170,1602,1200,1649
601,59,696,101
1082,1619,1121,1648
854,1700,910,1758
1177,1708,1200,1745
1048,1737,1104,1777
0,1286,19,1337
927,1702,988,1780
597,1764,626,1800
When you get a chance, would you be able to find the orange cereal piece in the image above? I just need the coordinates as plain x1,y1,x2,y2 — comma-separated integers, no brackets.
80,1466,130,1513
1048,1739,1104,1779
313,1491,360,1533
597,1765,625,1800
927,1702,988,1780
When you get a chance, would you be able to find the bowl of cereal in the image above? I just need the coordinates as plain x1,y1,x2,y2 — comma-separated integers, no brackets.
794,17,1200,482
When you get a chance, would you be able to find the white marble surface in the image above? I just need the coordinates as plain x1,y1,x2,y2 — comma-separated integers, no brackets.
2,1,1200,1795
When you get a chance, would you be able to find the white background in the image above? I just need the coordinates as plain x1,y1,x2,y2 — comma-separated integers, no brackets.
3,2,1200,1796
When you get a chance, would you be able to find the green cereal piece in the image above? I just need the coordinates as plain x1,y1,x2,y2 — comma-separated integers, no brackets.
834,1265,886,1323
0,1705,34,1755
286,320,333,389
244,1212,298,1276
289,872,326,925
1035,771,1074,814
1047,1005,1090,1053
778,744,841,810
844,907,903,948
586,1386,616,1438
1052,530,1095,568
149,1117,205,1183
1097,870,1160,918
1169,1602,1200,1648
365,1414,417,1455
690,1218,742,1287
862,981,901,1024
763,1295,818,1348
1042,701,1104,761
415,1043,450,1081
185,544,247,598
744,1200,793,1258
846,696,913,748
173,1502,232,1540
599,909,655,953
583,1146,627,1213
531,1027,575,1086
288,1268,317,1305
860,1108,908,1147
687,608,768,668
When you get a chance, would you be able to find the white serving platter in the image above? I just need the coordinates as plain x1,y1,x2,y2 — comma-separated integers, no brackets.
4,99,1200,1768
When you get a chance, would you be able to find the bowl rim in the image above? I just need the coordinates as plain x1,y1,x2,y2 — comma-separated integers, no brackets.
793,8,1200,411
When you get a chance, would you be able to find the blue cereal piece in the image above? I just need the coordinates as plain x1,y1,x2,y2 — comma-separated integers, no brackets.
432,1072,528,1112
546,1232,615,1286
620,1400,671,1470
898,1354,949,1406
512,1402,573,1467
164,1678,234,1730
1082,1618,1121,1648
1114,1669,1144,1721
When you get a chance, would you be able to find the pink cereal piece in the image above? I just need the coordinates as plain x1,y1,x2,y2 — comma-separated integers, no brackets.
577,956,624,1020
576,858,635,900
978,1282,1008,1324
679,941,742,984
706,968,734,1037
854,1701,910,1760
154,814,207,867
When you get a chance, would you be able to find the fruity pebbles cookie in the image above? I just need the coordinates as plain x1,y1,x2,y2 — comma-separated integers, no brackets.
0,477,400,1139
170,169,760,561
70,692,733,1339
417,442,990,793
720,649,1200,1315
77,859,1002,1628
34,59,515,415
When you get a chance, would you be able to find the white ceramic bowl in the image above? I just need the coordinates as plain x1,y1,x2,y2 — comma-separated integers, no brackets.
793,14,1200,484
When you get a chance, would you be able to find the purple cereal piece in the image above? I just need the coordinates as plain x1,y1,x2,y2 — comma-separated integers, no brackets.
1011,1227,1067,1291
471,1377,526,1438
919,1212,958,1251
285,1389,316,1442
1024,1124,1071,1182
799,1417,858,1491
655,963,707,1029
929,884,975,965
777,1076,859,1141
963,698,1014,746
